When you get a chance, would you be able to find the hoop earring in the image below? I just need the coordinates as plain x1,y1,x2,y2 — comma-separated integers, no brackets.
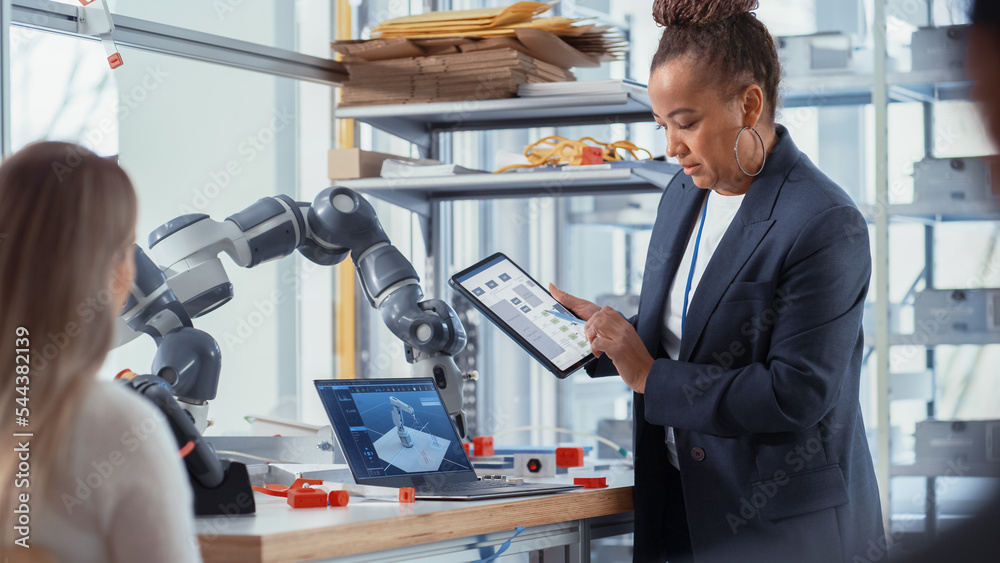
734,126,766,177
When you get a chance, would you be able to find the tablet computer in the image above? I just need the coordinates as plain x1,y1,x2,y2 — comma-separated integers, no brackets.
449,252,593,378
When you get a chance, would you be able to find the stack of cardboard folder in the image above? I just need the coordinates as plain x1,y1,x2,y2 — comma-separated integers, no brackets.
334,1,626,107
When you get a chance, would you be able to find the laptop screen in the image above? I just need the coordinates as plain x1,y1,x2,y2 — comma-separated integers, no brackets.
315,378,475,487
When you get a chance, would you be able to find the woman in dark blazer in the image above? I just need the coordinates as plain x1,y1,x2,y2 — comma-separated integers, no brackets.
552,1,884,561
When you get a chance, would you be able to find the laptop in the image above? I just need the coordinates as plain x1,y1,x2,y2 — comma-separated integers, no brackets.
314,377,581,500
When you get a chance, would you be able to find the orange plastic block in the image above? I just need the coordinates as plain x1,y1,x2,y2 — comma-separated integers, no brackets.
574,477,608,489
327,490,350,507
472,436,494,457
108,53,123,69
556,447,585,468
580,146,603,165
287,488,328,508
462,442,470,457
399,487,415,503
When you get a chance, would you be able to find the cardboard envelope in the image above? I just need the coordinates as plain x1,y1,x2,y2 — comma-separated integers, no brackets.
373,1,552,31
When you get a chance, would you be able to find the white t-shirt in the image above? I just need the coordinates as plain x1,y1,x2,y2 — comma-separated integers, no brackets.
659,189,746,468
33,380,203,563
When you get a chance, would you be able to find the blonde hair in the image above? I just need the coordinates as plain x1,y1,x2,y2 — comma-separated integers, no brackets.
0,142,137,551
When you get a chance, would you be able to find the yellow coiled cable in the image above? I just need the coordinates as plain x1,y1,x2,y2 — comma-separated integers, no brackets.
493,136,652,173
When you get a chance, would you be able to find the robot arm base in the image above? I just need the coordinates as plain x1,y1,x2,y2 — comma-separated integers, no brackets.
189,460,256,516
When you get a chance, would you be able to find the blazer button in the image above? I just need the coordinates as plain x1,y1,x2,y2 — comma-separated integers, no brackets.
691,447,706,462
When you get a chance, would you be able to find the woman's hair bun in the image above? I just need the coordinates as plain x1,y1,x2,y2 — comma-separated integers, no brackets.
652,0,758,27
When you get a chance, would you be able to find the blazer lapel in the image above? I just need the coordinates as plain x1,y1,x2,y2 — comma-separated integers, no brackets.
678,125,801,362
635,176,706,357
677,219,775,361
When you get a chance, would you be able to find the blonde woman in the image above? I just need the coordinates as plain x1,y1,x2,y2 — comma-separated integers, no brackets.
0,142,202,562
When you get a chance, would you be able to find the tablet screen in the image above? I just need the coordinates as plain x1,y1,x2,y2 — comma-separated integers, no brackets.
450,253,593,377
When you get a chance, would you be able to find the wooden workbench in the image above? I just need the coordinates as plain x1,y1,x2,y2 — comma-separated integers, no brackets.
195,473,634,563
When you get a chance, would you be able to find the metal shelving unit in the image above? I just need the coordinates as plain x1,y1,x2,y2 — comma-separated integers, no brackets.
338,87,681,297
866,10,1000,548
337,70,977,219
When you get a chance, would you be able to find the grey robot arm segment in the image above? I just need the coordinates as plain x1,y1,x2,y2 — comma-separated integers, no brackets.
309,187,467,355
306,187,471,436
117,246,222,430
118,245,193,345
122,374,225,488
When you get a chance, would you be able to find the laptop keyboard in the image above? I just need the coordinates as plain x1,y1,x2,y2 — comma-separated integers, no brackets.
416,480,521,493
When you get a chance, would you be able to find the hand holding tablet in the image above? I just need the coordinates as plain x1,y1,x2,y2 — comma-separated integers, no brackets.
449,253,594,378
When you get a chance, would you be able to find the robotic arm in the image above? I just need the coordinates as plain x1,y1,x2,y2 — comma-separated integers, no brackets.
118,187,473,437
305,188,470,436
389,396,418,448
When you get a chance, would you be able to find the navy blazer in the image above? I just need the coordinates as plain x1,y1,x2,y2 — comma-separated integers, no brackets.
588,126,884,562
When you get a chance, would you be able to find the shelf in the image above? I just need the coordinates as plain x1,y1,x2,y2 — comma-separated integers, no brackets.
887,201,1000,222
858,200,1000,223
892,333,1000,347
867,332,1000,347
568,208,658,229
335,86,656,153
887,69,974,104
892,462,1000,478
781,68,972,108
343,165,681,218
783,73,878,107
335,70,973,152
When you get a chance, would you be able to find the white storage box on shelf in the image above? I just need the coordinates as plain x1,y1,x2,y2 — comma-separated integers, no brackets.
777,32,853,76
913,156,995,203
911,25,970,72
913,288,1000,345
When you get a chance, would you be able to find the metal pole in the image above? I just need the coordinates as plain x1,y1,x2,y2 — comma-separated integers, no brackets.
922,97,938,540
334,0,356,378
274,1,300,410
12,0,346,85
431,130,453,300
873,0,892,537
